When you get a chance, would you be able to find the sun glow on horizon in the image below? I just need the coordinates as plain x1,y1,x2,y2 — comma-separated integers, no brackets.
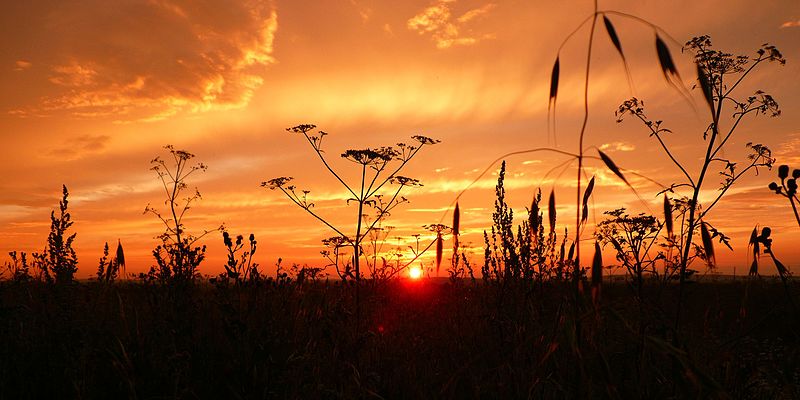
408,266,423,279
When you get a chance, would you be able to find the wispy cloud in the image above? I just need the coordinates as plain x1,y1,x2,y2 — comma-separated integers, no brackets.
407,1,496,49
47,134,111,161
14,60,32,71
599,141,636,152
780,19,800,28
12,0,278,122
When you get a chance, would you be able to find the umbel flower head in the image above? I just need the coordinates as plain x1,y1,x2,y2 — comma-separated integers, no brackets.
262,176,293,190
341,147,399,165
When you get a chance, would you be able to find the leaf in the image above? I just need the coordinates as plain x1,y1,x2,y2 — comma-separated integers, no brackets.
748,226,759,257
696,62,714,114
655,35,679,80
700,222,715,268
592,241,603,304
548,189,556,234
529,195,539,235
549,57,560,103
452,202,460,250
597,149,630,186
116,239,126,269
435,233,443,275
663,195,673,238
452,202,460,236
603,16,624,60
581,176,595,226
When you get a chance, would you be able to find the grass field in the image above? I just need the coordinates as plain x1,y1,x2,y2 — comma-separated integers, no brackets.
1,277,798,399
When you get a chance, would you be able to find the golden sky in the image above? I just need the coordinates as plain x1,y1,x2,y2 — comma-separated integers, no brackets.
1,0,799,277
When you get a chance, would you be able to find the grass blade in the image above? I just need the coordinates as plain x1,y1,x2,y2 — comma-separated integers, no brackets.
592,241,603,303
548,189,556,234
549,57,560,104
435,232,443,275
663,195,673,238
655,34,679,80
597,149,630,186
700,222,715,268
603,16,624,60
696,63,714,114
453,202,460,250
581,176,595,226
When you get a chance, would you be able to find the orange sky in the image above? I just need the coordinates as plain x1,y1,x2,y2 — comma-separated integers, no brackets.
1,0,799,278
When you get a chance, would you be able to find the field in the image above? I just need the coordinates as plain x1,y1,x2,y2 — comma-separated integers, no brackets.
1,277,798,399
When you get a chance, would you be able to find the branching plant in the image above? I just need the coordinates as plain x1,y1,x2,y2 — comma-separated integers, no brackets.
42,185,78,284
264,124,439,283
616,36,783,326
219,231,260,285
143,145,221,285
596,209,663,298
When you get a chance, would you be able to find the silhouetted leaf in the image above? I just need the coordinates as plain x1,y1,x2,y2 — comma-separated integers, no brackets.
592,241,603,287
548,189,556,234
581,176,595,225
452,202,460,250
603,16,624,60
655,35,679,80
696,63,714,114
435,233,443,275
663,195,673,238
549,57,560,103
749,227,759,257
530,195,539,235
567,242,575,261
597,149,629,186
701,222,715,267
116,239,126,269
592,241,603,304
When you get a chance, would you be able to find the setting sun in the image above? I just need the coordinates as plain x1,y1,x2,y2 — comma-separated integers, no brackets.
409,266,423,280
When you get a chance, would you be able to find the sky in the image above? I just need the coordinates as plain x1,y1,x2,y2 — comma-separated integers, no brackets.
1,0,799,278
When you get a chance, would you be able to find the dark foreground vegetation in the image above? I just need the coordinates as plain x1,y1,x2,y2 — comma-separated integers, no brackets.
1,278,798,399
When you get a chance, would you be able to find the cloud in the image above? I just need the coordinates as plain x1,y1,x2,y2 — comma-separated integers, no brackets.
12,0,278,122
407,1,496,49
599,141,636,152
780,19,800,28
14,60,32,71
47,134,111,161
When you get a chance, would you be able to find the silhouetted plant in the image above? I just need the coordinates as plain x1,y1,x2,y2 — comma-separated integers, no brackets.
264,124,439,283
143,145,220,285
768,164,800,228
38,185,78,284
749,226,797,315
321,235,354,281
482,162,568,285
616,36,782,327
596,208,663,298
96,240,125,283
4,251,31,283
219,231,260,285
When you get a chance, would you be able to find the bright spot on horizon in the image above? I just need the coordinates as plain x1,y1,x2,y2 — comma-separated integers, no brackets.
409,266,423,279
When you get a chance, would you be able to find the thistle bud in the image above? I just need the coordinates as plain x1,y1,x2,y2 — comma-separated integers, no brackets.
793,169,800,179
778,165,789,180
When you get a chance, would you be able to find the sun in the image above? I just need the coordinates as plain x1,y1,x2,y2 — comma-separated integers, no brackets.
408,266,423,280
